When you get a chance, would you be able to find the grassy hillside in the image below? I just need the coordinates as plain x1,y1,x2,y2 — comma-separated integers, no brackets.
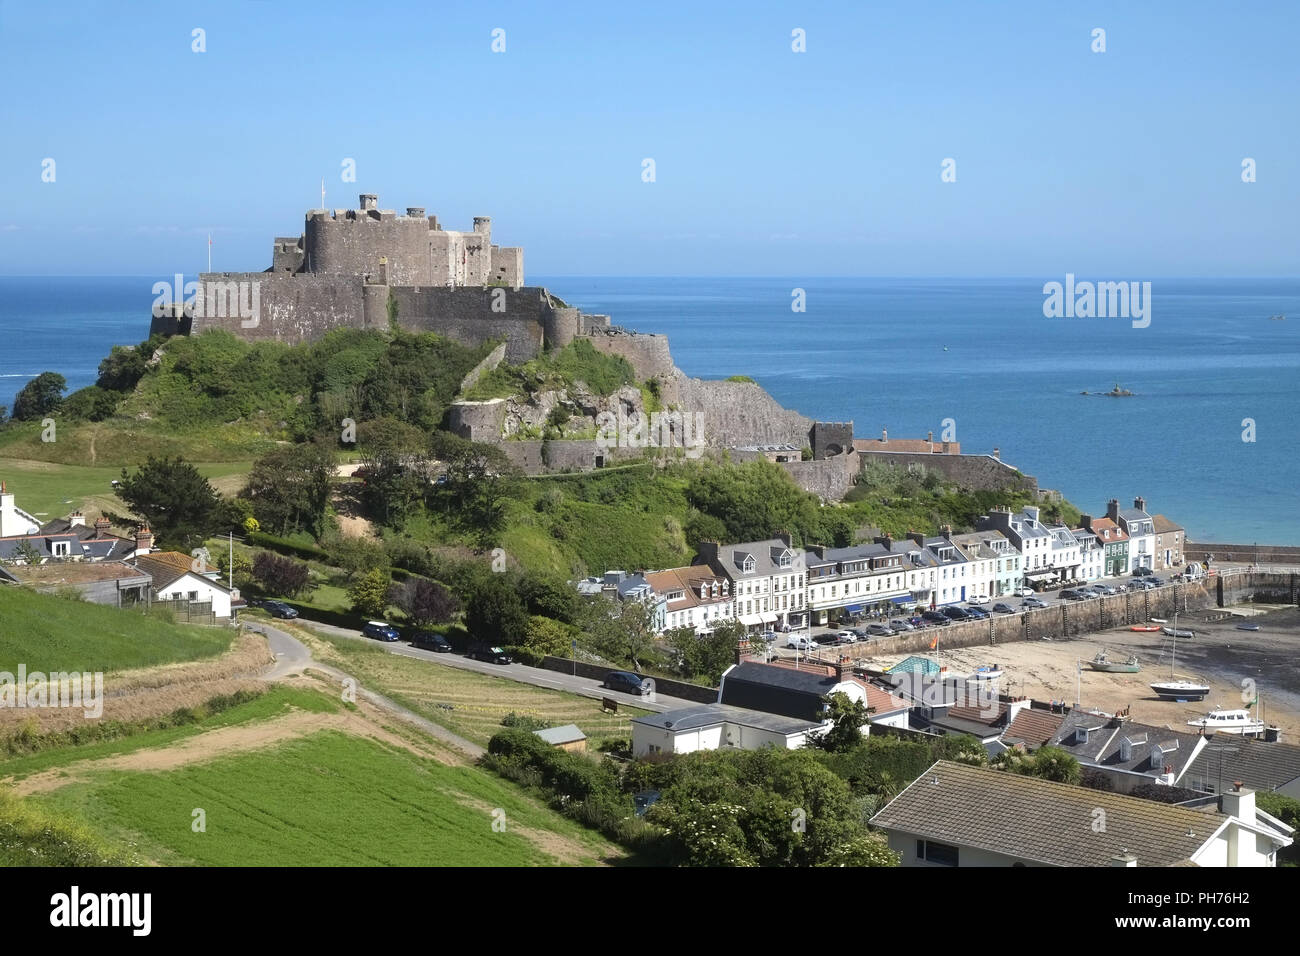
37,727,619,866
307,629,649,747
0,588,232,672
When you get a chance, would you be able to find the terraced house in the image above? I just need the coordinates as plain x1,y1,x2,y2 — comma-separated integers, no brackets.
644,565,734,635
1080,514,1129,577
978,506,1054,587
696,534,806,631
803,537,911,625
1110,497,1156,573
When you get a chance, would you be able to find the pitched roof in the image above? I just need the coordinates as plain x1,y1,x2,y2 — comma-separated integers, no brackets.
630,703,821,736
533,724,586,745
719,662,841,721
1152,515,1184,535
132,551,223,592
870,760,1230,866
1002,708,1066,748
1183,737,1300,794
1,560,152,587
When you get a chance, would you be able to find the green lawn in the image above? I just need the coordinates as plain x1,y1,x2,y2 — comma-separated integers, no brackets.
307,629,650,746
39,728,619,865
0,457,250,521
0,587,233,672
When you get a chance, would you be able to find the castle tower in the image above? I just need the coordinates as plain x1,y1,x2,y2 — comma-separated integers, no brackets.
473,216,491,240
359,194,378,211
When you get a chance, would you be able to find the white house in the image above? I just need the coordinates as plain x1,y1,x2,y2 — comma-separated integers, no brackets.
133,551,236,620
697,534,807,631
872,760,1293,867
630,703,824,757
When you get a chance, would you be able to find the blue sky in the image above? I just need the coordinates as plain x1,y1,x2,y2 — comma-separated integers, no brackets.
1,0,1297,277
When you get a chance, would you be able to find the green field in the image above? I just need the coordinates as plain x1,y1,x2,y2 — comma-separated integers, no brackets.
308,629,649,746
0,587,233,672
0,456,251,522
38,728,619,865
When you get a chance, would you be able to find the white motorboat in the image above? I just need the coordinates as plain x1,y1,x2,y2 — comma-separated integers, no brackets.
1186,708,1266,737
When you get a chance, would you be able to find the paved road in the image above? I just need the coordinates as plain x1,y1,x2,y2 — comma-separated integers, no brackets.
294,620,708,713
244,621,486,758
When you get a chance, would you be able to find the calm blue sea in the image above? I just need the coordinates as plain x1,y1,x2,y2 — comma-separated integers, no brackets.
1,275,1297,544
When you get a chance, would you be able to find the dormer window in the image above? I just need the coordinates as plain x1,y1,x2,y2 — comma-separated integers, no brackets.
742,556,755,573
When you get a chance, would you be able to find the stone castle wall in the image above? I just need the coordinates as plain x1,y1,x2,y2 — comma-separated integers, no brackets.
858,449,1038,495
673,378,813,449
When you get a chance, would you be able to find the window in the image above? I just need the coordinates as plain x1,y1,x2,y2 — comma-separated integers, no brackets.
188,591,198,601
916,839,959,866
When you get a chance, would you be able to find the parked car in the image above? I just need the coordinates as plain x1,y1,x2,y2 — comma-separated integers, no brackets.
261,600,299,619
786,634,817,650
760,630,780,643
921,610,951,626
1095,585,1118,595
603,670,652,695
992,602,1016,614
410,630,452,653
867,623,895,637
966,594,990,605
908,615,926,627
1132,566,1154,577
1015,586,1035,597
467,642,512,664
362,620,401,642
941,606,971,621
1021,597,1047,609
889,619,916,632
1147,577,1166,587
849,627,870,640
813,633,841,646
1060,590,1088,601
966,607,991,620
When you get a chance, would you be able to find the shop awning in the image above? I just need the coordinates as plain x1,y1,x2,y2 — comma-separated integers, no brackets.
1024,568,1056,579
739,614,764,626
760,612,778,624
843,604,865,614
891,595,916,605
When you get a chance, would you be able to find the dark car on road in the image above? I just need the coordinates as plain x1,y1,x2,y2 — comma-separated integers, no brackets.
941,606,971,621
992,603,1016,614
965,607,991,620
467,642,512,664
410,631,453,653
921,610,951,626
1132,566,1153,577
1021,597,1048,609
604,670,652,695
259,600,298,619
362,620,401,642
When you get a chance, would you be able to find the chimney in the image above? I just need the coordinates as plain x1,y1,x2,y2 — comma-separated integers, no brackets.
68,511,85,528
993,447,1000,460
134,525,154,554
876,533,893,550
1106,498,1120,520
832,655,852,684
1109,854,1138,867
94,516,112,534
942,441,950,453
1220,782,1256,826
940,524,952,538
881,427,888,443
1134,496,1146,513
776,531,792,547
1080,513,1093,531
359,193,378,211
908,532,926,547
927,430,933,443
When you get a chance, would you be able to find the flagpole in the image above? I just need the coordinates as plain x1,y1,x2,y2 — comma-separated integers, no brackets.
207,232,212,273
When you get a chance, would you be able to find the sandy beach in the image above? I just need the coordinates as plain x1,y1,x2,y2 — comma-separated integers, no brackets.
857,603,1300,741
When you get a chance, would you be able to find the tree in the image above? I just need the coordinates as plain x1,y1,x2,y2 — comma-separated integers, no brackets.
814,692,875,753
430,431,521,545
116,456,223,550
251,551,312,598
325,533,390,581
388,576,459,627
348,568,392,618
356,417,428,527
8,540,43,565
96,345,149,392
60,386,119,422
243,442,335,537
217,549,253,588
996,745,1081,784
11,372,66,421
465,572,529,646
521,614,575,657
580,597,656,671
667,618,744,683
